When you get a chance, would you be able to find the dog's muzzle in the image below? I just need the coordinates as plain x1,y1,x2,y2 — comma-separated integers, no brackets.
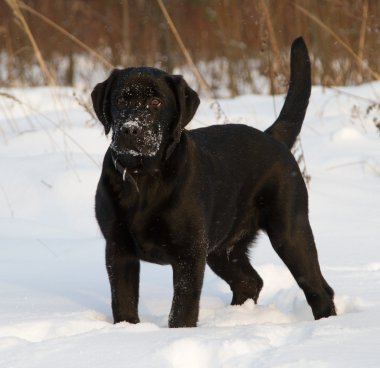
111,120,163,157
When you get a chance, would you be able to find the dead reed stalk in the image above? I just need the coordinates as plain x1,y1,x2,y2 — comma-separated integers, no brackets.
156,0,214,99
258,0,286,76
358,0,368,66
2,92,101,168
5,0,55,86
17,0,114,69
294,1,380,81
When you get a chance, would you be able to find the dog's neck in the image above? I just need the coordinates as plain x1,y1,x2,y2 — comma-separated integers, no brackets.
110,150,141,193
109,134,190,193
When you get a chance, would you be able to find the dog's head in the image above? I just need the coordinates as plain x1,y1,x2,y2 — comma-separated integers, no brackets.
91,67,200,170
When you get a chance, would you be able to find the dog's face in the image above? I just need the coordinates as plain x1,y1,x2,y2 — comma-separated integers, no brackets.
91,67,200,170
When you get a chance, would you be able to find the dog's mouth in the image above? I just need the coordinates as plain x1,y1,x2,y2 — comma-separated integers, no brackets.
110,120,163,158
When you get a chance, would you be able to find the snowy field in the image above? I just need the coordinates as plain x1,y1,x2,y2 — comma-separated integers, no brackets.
0,81,380,367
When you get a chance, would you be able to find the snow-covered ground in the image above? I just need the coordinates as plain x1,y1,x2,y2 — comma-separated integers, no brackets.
0,82,379,367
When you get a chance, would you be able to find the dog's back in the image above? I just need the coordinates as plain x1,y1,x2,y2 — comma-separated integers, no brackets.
189,123,291,171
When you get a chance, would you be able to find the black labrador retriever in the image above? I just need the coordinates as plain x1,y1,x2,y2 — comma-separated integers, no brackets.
92,37,336,327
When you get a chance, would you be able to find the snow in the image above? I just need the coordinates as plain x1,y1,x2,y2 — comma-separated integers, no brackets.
1,82,380,367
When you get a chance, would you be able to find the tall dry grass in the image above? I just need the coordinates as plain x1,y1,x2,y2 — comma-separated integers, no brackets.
0,0,378,92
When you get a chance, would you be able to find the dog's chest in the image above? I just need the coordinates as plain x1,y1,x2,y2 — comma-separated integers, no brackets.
128,209,172,265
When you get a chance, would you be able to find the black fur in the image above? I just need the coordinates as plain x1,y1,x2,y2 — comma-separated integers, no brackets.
91,37,336,327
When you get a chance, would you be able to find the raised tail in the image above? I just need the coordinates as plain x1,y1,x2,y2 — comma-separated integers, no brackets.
265,37,311,149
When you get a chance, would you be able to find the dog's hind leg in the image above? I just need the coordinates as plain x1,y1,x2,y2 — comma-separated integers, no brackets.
265,201,336,320
207,240,263,305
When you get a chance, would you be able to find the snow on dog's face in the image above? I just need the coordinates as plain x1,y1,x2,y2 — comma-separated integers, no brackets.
110,83,165,157
91,67,200,170
106,68,177,159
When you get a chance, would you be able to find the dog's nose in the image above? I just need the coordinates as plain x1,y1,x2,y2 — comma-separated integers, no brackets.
121,123,141,137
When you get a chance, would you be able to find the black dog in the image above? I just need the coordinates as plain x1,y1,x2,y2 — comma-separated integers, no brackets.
92,37,336,327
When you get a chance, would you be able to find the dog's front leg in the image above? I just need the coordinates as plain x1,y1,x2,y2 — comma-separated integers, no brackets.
106,240,140,324
169,255,206,328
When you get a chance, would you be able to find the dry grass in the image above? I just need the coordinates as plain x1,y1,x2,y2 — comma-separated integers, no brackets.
5,0,55,86
17,0,114,70
294,2,380,81
156,0,213,99
2,1,378,89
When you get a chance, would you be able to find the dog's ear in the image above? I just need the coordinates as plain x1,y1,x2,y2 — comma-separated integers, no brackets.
165,75,200,159
91,69,121,135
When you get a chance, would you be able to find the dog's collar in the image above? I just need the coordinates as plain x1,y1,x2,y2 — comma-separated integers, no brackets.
110,150,140,193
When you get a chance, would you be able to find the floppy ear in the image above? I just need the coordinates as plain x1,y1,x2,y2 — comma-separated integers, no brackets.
91,69,121,135
165,75,200,159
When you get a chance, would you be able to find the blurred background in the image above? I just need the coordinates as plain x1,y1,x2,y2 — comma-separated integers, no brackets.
1,0,379,96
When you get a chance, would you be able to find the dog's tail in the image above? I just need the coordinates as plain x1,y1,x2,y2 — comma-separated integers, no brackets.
265,37,311,149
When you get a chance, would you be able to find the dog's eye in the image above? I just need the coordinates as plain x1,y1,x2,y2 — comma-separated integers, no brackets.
150,98,162,109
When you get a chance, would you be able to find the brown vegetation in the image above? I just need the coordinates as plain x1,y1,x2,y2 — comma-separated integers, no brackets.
1,0,379,95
